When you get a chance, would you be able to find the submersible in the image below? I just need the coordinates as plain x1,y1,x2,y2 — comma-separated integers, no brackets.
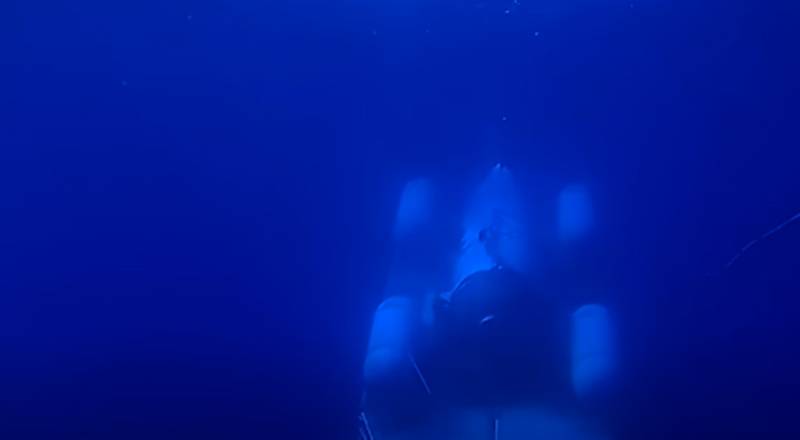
359,166,616,440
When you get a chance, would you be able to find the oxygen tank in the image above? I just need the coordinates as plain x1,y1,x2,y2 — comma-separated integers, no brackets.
571,304,616,401
558,184,593,243
363,296,416,386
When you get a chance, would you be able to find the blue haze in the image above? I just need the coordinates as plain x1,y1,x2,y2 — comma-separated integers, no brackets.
3,0,800,438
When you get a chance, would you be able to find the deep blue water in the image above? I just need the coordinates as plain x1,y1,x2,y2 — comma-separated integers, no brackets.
4,0,800,438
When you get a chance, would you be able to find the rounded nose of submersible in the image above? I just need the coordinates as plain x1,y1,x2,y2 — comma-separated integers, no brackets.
454,164,530,286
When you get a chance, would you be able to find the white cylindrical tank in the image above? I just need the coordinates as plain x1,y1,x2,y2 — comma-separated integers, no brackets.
393,178,435,240
363,296,416,385
571,304,616,401
558,184,593,243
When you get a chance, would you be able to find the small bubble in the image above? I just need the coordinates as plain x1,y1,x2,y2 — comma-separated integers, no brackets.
121,80,128,87
187,15,192,21
504,9,510,14
501,115,508,121
533,31,540,37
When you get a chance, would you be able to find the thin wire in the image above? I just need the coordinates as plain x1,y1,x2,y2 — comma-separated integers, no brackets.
724,211,800,269
358,412,375,440
408,353,432,395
